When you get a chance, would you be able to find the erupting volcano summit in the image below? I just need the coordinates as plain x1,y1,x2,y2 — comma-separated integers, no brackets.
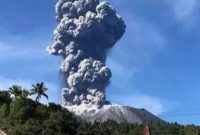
47,0,125,107
47,0,162,124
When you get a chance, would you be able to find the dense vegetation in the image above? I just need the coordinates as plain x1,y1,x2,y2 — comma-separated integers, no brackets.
0,84,200,135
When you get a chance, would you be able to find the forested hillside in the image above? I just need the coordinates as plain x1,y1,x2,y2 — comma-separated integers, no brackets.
0,84,200,135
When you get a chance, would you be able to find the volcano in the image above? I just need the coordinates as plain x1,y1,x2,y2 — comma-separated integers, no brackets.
65,104,163,124
48,0,164,124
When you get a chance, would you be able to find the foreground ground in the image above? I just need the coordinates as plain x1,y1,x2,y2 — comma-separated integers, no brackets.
0,90,200,135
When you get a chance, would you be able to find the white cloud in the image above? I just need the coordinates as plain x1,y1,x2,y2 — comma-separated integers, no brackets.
110,93,176,116
172,0,196,19
0,42,48,61
106,19,169,115
0,28,54,61
107,57,137,88
107,19,167,94
123,94,164,115
130,21,166,48
0,76,32,90
108,19,167,68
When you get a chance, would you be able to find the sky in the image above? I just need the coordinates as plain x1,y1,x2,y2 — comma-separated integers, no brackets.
1,0,200,125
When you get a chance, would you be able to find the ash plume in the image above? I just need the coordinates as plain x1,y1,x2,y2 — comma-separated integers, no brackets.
47,0,126,106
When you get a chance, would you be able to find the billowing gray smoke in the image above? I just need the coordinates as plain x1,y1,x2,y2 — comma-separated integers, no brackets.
47,0,126,106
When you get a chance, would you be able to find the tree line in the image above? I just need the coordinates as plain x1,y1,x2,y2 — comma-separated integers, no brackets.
8,82,48,102
0,83,200,135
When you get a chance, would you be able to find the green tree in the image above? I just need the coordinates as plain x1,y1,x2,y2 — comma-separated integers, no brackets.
21,90,30,99
8,85,23,99
30,82,48,102
0,91,11,104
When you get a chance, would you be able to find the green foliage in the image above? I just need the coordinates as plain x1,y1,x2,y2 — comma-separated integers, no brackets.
1,85,200,135
0,98,78,135
30,82,48,102
0,91,11,103
8,85,23,99
0,86,78,135
77,121,144,135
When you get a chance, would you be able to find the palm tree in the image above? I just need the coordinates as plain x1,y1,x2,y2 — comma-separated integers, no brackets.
30,82,48,102
8,85,23,99
21,90,30,99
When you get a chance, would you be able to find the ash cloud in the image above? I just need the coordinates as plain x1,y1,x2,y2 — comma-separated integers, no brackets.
47,0,126,106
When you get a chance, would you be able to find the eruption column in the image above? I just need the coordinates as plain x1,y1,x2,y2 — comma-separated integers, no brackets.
47,0,126,107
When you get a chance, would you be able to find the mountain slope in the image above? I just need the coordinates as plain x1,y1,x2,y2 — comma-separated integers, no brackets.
66,104,163,124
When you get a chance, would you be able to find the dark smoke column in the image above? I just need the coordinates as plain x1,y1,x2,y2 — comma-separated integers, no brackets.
47,0,126,107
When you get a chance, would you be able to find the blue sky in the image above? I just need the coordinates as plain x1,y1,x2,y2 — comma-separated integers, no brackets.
1,0,200,125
